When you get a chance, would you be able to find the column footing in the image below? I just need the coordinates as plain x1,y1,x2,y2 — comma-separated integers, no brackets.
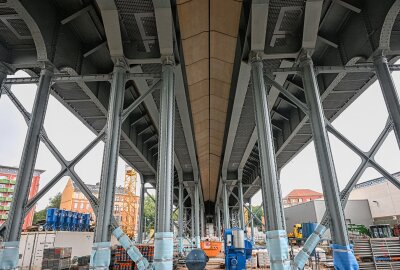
89,242,111,270
154,232,173,270
266,230,290,270
0,241,19,270
331,244,358,270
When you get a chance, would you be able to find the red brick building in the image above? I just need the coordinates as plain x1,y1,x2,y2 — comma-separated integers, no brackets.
283,189,323,208
0,165,44,230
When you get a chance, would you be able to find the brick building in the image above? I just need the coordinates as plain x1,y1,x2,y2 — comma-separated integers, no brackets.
60,179,140,234
0,165,44,230
283,189,323,208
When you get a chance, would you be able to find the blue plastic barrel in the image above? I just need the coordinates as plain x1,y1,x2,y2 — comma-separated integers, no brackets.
82,214,90,231
72,212,79,231
76,213,82,231
65,211,72,230
59,210,67,230
302,222,317,239
45,208,59,231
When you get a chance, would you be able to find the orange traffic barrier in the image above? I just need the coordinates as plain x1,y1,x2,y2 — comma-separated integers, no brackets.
200,241,223,257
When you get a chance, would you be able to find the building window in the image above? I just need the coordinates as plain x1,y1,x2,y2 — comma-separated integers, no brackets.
115,205,119,212
86,203,90,210
80,202,84,209
74,202,78,209
299,198,303,203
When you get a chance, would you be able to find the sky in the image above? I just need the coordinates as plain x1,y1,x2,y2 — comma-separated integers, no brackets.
1,69,400,210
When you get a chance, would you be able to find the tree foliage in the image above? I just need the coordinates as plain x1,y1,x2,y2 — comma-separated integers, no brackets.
251,205,264,228
143,196,155,233
32,193,62,224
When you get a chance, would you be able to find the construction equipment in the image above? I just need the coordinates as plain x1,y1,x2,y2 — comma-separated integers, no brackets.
347,224,370,238
370,224,393,238
288,224,302,239
185,249,208,270
121,166,139,238
393,224,400,237
224,228,252,270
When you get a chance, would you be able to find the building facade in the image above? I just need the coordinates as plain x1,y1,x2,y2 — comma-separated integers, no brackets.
284,199,373,237
349,172,400,226
0,165,44,230
60,179,140,235
283,189,323,208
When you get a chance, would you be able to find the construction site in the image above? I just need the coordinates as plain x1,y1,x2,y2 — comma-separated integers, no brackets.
2,0,400,269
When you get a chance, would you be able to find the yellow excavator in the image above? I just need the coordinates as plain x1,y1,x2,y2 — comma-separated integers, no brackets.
288,224,302,244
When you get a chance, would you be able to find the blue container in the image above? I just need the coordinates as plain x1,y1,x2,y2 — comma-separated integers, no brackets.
82,214,90,231
302,222,317,239
45,208,59,231
58,210,67,230
76,213,82,231
71,212,79,231
65,211,72,230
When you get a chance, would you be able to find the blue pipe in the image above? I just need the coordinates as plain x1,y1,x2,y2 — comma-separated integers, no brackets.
0,241,19,270
266,230,291,270
291,224,327,270
112,227,150,270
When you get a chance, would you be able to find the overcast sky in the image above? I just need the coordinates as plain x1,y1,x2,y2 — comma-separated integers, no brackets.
1,69,400,210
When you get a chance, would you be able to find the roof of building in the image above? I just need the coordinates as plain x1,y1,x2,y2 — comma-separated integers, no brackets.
284,189,323,199
354,171,400,189
0,164,45,175
71,181,125,195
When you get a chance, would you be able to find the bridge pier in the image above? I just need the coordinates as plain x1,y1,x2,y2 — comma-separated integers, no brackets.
374,55,400,145
249,199,255,243
194,181,201,248
138,178,146,243
0,64,8,99
0,65,53,269
222,180,230,229
90,59,126,269
237,178,245,230
178,181,184,255
301,55,357,269
251,53,289,270
153,60,175,270
216,204,222,240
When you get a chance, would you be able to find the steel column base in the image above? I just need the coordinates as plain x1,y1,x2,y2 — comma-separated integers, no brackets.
0,241,19,270
266,230,290,270
89,242,111,270
154,232,174,270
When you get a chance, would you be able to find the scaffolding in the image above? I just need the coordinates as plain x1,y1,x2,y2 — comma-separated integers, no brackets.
121,166,139,239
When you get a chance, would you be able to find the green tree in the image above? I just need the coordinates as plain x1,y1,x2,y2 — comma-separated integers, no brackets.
252,205,264,228
48,192,62,208
143,196,155,233
32,193,62,224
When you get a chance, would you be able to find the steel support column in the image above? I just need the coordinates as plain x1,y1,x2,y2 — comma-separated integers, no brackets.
94,60,126,243
138,179,146,243
238,179,245,229
194,182,201,248
191,205,195,244
251,55,285,231
249,199,255,242
4,65,53,242
374,55,400,146
178,182,184,254
0,64,8,99
0,65,53,269
90,60,126,269
252,54,289,269
154,60,175,270
301,56,349,246
222,181,230,229
200,204,205,237
216,205,221,240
